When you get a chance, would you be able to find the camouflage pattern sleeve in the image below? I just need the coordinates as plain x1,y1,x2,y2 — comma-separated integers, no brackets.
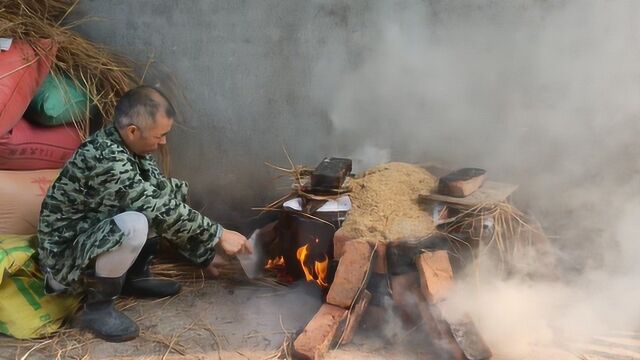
98,151,222,267
138,155,189,202
169,177,189,203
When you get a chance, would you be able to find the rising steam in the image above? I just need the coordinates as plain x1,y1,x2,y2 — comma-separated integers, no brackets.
313,1,640,357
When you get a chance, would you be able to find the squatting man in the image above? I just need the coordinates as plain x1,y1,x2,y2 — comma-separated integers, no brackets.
37,86,251,342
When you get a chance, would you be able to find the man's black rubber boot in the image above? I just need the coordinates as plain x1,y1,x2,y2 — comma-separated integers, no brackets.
122,236,181,298
74,275,139,342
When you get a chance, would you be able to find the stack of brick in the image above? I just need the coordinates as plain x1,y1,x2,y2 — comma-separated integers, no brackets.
293,240,374,359
294,232,492,360
293,166,547,359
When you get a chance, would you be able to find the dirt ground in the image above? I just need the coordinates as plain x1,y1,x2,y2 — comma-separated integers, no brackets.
0,264,439,360
1,264,638,360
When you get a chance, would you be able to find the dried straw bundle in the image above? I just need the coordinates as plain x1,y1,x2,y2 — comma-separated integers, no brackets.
262,148,320,210
0,0,76,23
0,0,138,133
442,201,552,275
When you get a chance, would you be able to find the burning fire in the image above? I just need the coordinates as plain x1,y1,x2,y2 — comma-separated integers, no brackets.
263,237,330,287
265,256,285,269
296,244,329,288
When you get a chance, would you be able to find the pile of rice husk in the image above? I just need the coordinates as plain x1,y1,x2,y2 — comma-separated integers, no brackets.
340,162,437,243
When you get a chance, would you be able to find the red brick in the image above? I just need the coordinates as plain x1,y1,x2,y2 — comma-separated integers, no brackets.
332,228,354,259
339,290,371,345
293,304,348,360
438,170,486,197
416,250,454,304
326,240,373,308
333,232,383,273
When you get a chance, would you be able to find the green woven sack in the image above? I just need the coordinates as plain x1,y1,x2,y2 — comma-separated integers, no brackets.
25,74,91,126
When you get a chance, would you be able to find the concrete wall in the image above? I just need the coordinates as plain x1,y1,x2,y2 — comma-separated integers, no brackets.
74,1,640,263
74,0,367,229
68,1,640,345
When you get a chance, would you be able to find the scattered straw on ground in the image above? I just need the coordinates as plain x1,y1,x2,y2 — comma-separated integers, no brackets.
339,162,437,243
0,258,262,360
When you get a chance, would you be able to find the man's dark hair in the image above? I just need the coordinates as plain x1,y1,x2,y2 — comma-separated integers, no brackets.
113,86,177,130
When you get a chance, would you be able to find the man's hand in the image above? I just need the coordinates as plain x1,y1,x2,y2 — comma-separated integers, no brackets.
217,229,252,256
204,255,226,278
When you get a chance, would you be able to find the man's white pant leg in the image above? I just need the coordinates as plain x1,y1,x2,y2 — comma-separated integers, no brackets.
95,211,148,278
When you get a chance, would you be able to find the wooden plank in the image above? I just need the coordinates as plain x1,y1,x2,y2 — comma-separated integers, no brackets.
420,181,518,207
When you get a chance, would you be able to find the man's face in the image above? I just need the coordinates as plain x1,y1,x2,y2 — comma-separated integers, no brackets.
120,114,173,156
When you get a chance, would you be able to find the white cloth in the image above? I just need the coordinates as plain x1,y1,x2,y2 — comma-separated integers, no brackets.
283,196,352,212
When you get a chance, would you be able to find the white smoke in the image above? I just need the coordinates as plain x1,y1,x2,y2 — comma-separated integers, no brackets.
312,0,640,357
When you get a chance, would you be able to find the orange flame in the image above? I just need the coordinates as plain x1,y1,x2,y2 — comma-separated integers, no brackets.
296,244,329,288
315,255,329,287
265,256,285,269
